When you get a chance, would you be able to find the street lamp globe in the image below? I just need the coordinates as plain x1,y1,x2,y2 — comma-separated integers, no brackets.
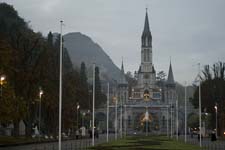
0,75,6,84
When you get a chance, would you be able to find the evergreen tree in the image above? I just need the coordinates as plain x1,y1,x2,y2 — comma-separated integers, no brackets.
80,62,88,87
94,66,106,107
47,31,53,47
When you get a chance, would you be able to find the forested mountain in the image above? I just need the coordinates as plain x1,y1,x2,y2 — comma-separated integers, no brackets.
63,32,121,82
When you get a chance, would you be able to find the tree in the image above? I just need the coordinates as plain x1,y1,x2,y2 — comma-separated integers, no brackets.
0,3,91,136
187,113,199,128
94,66,106,108
80,62,88,89
156,71,166,81
191,62,225,136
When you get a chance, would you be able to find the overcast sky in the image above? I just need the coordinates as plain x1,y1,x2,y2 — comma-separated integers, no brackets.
2,0,225,84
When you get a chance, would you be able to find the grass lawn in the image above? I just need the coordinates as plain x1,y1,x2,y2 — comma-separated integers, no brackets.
0,136,37,145
91,136,201,150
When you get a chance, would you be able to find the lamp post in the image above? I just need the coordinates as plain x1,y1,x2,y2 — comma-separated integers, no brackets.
214,103,218,137
198,63,202,147
176,96,178,141
167,105,169,137
82,112,85,127
184,81,187,143
114,96,118,140
107,83,109,142
92,63,95,146
38,87,43,141
120,98,123,138
124,104,127,137
170,103,173,138
77,103,80,128
58,20,63,150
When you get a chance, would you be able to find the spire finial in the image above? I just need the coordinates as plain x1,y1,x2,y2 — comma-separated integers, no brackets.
145,4,148,12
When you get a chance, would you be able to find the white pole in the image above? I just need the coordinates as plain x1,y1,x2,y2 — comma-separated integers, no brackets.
124,104,127,137
120,100,123,138
167,106,169,137
184,82,187,143
176,97,178,140
146,107,148,136
38,90,42,142
92,63,95,146
58,20,63,150
115,96,118,140
215,104,218,138
216,109,217,138
107,83,109,142
198,63,202,147
170,103,172,138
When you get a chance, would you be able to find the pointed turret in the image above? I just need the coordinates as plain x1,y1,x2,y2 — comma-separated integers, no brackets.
119,59,128,85
121,58,124,74
142,9,152,47
143,11,150,34
167,61,175,85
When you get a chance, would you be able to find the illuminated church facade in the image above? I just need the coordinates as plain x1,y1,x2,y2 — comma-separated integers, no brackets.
115,10,177,134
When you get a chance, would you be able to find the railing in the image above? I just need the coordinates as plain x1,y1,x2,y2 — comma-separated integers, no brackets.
177,134,225,150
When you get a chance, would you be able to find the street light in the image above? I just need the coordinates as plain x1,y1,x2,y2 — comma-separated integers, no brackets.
198,63,202,147
107,82,109,142
58,20,63,150
214,103,218,137
92,63,95,146
77,103,80,128
38,87,43,141
82,112,86,127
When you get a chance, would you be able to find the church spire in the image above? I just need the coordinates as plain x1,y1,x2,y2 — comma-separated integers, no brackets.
119,58,127,85
142,9,152,47
167,60,175,85
143,9,150,34
121,57,124,74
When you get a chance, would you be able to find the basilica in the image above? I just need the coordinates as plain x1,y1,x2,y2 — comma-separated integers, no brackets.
116,10,177,134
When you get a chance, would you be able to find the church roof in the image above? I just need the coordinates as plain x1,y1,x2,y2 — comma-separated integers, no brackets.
167,62,175,85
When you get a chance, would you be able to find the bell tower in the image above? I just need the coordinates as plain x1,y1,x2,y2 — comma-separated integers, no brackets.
141,9,153,73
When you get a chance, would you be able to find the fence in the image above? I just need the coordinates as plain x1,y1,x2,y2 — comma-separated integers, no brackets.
177,134,225,150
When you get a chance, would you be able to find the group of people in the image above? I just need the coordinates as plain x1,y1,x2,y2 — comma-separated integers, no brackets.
75,127,99,139
75,126,86,139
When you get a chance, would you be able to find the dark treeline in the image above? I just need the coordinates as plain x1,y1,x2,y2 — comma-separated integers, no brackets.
191,62,225,136
0,3,105,137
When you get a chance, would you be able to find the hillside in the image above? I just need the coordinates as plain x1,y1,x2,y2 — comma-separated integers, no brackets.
63,32,121,81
